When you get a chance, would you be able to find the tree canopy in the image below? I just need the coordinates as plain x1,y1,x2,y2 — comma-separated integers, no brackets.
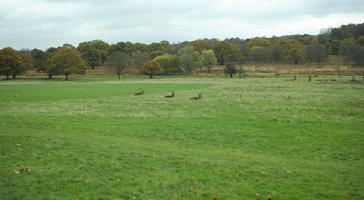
105,51,131,80
140,60,162,79
200,50,217,73
0,48,25,80
48,47,87,80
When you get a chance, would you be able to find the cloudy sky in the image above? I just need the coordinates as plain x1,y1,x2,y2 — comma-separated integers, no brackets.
1,0,363,50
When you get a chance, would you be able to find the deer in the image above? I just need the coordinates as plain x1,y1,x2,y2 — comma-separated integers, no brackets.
164,91,175,98
134,88,144,96
190,93,202,100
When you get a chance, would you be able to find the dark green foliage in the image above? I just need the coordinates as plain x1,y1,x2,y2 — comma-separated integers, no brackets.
178,46,199,73
224,62,237,78
306,40,328,63
248,46,272,62
30,49,45,69
48,47,87,80
77,42,102,69
131,50,150,69
105,52,131,80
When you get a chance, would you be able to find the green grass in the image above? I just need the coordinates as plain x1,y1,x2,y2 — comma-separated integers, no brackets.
1,75,363,200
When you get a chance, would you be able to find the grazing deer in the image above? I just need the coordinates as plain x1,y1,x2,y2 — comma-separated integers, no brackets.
165,91,175,98
134,89,144,96
190,93,202,100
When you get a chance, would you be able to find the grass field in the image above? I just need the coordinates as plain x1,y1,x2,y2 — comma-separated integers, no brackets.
1,75,364,199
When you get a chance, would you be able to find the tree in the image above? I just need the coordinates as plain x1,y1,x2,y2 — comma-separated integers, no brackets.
306,40,328,63
90,40,110,64
213,41,239,65
30,48,45,69
77,42,102,69
132,50,150,69
280,39,305,64
148,42,167,58
344,45,364,66
357,36,364,46
105,52,131,80
0,48,24,80
248,46,272,62
224,62,237,78
200,50,217,73
18,50,32,70
339,38,356,64
178,46,199,73
48,47,87,80
271,45,283,62
190,39,209,53
247,38,271,48
140,60,162,79
154,54,181,75
37,48,58,79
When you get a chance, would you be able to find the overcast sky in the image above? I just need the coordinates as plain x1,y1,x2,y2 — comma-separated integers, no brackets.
1,0,363,50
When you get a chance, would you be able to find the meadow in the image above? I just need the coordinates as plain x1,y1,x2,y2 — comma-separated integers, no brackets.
0,74,363,199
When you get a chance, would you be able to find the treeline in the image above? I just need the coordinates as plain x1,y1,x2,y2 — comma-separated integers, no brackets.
0,23,363,80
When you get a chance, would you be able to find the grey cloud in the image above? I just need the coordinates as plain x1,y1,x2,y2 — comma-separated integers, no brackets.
0,0,363,50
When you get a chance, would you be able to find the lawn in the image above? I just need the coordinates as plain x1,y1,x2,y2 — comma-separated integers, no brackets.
0,75,363,200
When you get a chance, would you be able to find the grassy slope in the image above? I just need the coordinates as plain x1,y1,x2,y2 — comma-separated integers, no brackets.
0,75,363,200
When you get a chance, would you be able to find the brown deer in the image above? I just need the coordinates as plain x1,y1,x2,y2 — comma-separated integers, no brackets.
165,91,175,98
190,93,202,100
134,89,144,96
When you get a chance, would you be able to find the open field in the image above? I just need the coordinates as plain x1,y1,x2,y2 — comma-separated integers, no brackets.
1,75,364,199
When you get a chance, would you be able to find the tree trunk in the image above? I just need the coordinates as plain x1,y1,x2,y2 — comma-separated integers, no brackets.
48,74,52,79
12,74,16,79
149,74,153,79
208,66,211,73
230,73,233,78
6,74,9,80
118,74,120,80
65,74,69,80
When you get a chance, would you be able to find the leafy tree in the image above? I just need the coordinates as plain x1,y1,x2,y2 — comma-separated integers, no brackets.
77,42,102,69
357,36,364,46
327,40,341,55
154,54,181,75
200,50,217,73
48,47,87,80
0,48,24,80
30,48,45,69
344,45,364,66
148,42,167,58
247,38,271,48
224,62,237,78
271,45,283,62
280,39,305,64
339,38,356,64
36,48,58,78
190,39,209,53
105,52,131,80
18,50,32,70
306,40,328,63
132,50,150,69
90,40,110,64
178,46,199,73
249,46,272,62
140,60,162,79
213,41,239,65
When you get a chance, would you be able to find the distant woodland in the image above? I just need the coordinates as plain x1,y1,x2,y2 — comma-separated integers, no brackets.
1,23,364,79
